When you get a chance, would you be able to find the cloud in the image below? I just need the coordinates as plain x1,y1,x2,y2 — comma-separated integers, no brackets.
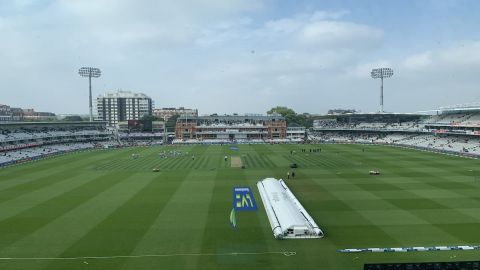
0,5,388,114
310,10,350,20
255,10,383,50
342,41,480,112
401,52,432,70
401,41,480,72
298,21,383,48
1,2,479,116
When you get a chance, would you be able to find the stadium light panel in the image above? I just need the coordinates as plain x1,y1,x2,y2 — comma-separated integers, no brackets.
371,68,393,79
78,67,102,78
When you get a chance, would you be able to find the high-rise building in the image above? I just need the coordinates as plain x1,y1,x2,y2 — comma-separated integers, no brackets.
96,90,153,126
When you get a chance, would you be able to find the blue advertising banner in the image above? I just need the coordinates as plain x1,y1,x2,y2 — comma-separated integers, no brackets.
232,187,257,211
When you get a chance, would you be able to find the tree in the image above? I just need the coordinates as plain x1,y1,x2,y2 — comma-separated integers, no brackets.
267,106,313,128
267,106,297,125
140,114,160,122
63,115,83,121
267,106,296,117
165,114,180,131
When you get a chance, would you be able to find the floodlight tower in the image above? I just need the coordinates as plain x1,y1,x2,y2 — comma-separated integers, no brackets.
78,67,102,122
371,68,393,113
163,115,168,145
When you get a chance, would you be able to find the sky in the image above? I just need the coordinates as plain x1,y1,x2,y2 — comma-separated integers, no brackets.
1,0,480,115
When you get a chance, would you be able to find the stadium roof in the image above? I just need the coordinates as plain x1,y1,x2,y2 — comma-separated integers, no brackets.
97,90,151,99
312,112,426,120
178,113,284,121
436,102,480,114
0,121,107,128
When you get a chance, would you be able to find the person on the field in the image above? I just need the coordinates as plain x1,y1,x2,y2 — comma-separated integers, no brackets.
292,172,295,179
287,172,290,179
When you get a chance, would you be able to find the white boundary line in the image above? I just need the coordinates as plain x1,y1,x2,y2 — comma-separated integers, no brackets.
0,251,296,260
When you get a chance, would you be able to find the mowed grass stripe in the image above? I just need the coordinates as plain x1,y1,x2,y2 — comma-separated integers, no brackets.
168,157,185,170
166,156,185,169
0,171,107,223
137,156,159,171
258,154,275,168
370,153,480,209
283,155,306,168
121,170,217,270
261,155,276,168
346,179,478,227
254,154,268,168
177,156,195,169
202,156,211,168
0,149,107,178
308,153,347,168
92,147,163,171
257,144,291,168
158,156,179,169
91,148,154,171
314,157,468,245
47,170,190,270
170,157,187,169
187,145,208,170
295,154,319,167
185,157,197,169
0,164,104,205
243,145,365,270
0,144,479,270
376,163,480,241
194,156,206,169
255,153,270,168
313,154,348,168
251,154,265,168
294,170,413,247
206,152,218,169
0,148,125,190
247,154,258,168
199,156,210,169
0,174,154,270
0,170,56,193
243,154,253,168
0,171,134,250
197,151,274,269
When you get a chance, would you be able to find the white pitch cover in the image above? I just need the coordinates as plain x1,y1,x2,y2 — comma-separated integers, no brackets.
257,178,324,239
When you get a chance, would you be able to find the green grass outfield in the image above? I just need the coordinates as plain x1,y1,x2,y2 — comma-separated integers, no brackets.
0,144,479,270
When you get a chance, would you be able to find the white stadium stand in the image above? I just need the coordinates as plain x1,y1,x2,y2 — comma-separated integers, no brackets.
0,122,118,167
310,108,480,157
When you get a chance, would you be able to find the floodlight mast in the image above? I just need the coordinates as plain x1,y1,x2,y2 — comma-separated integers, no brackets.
371,68,393,113
78,67,102,122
